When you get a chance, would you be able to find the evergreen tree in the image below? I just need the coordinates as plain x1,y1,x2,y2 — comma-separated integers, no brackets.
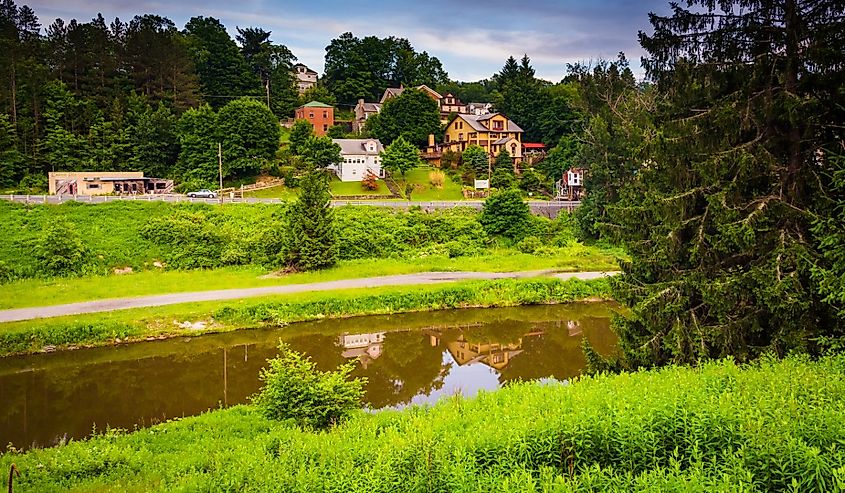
288,118,313,156
604,0,845,368
125,95,178,177
480,188,530,241
0,112,23,185
462,145,489,176
236,26,298,118
284,170,336,271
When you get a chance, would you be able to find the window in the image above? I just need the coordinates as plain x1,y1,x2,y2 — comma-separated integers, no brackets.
323,111,328,118
87,183,100,189
323,124,328,131
309,112,314,118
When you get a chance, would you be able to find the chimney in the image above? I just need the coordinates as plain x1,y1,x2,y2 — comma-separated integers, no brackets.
358,98,364,106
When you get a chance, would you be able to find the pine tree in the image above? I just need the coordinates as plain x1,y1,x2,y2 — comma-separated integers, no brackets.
381,136,420,178
605,0,845,367
284,170,336,271
175,103,218,185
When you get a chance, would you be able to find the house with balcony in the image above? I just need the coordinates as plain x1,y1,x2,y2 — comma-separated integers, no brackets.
442,113,524,162
330,139,385,182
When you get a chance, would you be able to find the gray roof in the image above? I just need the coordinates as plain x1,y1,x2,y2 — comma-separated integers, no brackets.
380,87,404,103
332,139,384,155
493,137,515,145
458,113,524,133
361,102,382,113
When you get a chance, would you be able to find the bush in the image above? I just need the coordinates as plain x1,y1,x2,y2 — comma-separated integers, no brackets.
34,220,90,276
516,236,543,254
428,170,445,188
361,171,378,191
253,343,366,429
480,188,531,241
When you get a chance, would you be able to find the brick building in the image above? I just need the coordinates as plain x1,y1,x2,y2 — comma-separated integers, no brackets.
295,101,334,136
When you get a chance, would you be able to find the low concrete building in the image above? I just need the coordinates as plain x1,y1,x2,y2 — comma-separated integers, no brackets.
48,171,173,196
330,139,385,182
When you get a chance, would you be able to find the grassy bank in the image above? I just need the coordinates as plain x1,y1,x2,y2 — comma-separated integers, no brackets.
3,355,843,491
0,277,611,356
0,247,620,309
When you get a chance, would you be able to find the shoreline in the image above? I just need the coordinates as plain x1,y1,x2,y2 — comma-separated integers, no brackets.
0,277,613,358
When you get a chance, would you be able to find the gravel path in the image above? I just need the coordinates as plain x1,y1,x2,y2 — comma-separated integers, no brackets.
0,270,616,323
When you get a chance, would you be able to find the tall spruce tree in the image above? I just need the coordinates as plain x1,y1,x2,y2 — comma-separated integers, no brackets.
284,170,336,271
602,0,845,368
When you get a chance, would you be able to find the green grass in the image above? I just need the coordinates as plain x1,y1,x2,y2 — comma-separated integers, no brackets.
242,185,298,199
329,177,394,196
0,247,620,310
398,166,464,201
0,277,612,356
3,355,843,491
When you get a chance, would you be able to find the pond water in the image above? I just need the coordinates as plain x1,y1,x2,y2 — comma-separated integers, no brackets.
0,303,618,451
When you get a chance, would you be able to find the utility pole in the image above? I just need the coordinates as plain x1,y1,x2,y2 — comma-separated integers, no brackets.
265,79,271,108
218,142,223,205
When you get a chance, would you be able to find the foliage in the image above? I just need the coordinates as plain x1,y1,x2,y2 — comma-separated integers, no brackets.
440,149,460,170
490,165,516,189
323,32,448,105
366,88,441,147
218,97,281,177
493,149,512,170
461,144,488,175
3,355,845,491
361,170,378,191
236,26,299,118
288,119,313,156
812,149,845,319
518,168,543,194
298,85,336,106
381,136,421,178
34,219,89,276
428,170,445,188
480,188,530,241
175,104,219,186
516,236,543,254
253,343,366,429
300,135,342,170
284,171,336,270
606,0,845,368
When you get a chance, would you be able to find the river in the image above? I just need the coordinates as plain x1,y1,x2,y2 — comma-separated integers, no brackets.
0,303,617,451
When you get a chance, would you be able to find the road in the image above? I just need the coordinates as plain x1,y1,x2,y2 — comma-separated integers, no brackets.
0,194,580,218
0,270,615,323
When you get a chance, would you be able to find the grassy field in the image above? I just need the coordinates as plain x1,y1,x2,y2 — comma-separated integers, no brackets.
3,355,842,491
397,166,464,201
242,185,298,200
0,277,612,356
329,177,394,196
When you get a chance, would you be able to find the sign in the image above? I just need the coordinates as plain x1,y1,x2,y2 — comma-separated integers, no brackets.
474,179,490,189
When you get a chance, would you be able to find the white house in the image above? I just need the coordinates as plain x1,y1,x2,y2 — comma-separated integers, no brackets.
330,139,385,182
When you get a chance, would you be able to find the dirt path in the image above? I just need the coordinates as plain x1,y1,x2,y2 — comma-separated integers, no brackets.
0,271,616,323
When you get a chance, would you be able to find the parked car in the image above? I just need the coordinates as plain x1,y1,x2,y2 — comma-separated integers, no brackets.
187,189,217,198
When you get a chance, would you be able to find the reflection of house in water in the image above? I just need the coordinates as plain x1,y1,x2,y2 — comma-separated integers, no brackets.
567,320,582,337
447,336,524,370
338,333,385,368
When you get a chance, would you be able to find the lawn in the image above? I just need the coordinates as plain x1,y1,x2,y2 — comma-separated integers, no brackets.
243,185,298,200
0,246,621,310
329,177,394,196
395,166,464,201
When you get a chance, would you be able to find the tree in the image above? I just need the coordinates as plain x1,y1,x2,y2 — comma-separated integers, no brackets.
125,95,179,178
284,170,336,271
381,136,420,178
462,145,488,175
300,135,341,169
601,0,845,368
217,97,280,177
35,219,89,276
288,118,313,155
493,149,513,171
366,88,440,147
479,188,530,241
236,26,298,118
0,113,23,185
298,85,336,106
183,16,259,107
175,103,218,185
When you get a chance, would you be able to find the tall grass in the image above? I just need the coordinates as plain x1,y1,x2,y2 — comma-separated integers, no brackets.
3,355,843,491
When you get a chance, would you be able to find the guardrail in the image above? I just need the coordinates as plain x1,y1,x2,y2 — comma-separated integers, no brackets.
0,194,580,217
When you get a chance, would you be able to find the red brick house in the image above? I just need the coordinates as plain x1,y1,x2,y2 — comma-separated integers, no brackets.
295,101,334,136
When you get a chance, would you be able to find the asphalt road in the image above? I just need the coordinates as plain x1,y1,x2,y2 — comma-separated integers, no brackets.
0,270,615,323
0,194,580,217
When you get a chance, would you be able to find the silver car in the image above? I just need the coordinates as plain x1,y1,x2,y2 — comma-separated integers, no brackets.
187,189,217,198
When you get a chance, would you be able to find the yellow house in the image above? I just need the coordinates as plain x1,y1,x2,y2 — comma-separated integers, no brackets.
442,113,524,162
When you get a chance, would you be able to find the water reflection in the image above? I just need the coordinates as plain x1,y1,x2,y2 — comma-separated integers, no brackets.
0,304,617,451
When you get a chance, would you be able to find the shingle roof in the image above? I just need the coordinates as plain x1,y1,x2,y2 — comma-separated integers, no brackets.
361,102,382,113
380,87,404,103
332,139,384,155
456,113,524,133
493,137,514,145
299,101,333,108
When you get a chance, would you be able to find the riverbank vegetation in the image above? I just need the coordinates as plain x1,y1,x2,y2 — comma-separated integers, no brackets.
3,355,843,491
0,201,617,285
0,277,611,356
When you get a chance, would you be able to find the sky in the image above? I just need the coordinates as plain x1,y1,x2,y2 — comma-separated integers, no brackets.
27,0,674,82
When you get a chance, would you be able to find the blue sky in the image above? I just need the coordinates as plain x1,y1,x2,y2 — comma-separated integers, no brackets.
28,0,672,82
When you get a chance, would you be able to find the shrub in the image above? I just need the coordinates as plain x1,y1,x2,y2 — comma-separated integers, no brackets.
516,236,543,254
283,171,337,271
429,170,445,189
34,220,90,276
253,343,366,429
480,188,531,241
361,171,378,191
